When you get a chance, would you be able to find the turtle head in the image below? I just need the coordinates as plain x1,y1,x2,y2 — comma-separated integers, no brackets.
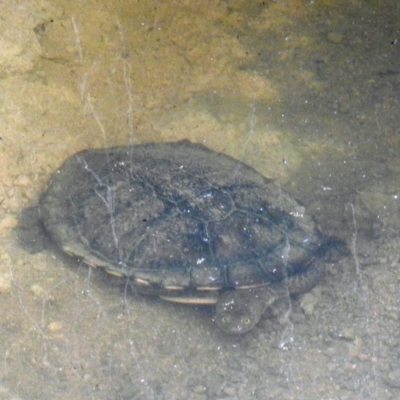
215,289,263,334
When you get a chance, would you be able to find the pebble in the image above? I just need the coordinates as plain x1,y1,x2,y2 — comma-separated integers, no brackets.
299,290,319,315
47,321,63,332
0,251,12,293
0,214,18,232
13,174,31,187
30,283,47,298
0,273,12,293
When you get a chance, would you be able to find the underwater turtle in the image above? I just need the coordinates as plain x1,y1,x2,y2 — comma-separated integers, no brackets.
20,140,338,334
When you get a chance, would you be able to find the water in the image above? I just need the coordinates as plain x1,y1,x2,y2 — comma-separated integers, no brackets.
1,0,400,398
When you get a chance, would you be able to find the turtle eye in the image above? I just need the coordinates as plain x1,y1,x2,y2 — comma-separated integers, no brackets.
243,317,252,325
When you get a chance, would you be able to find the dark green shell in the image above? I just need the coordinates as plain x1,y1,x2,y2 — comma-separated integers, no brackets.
36,140,323,302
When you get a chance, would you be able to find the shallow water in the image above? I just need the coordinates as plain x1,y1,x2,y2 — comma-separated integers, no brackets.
1,1,400,399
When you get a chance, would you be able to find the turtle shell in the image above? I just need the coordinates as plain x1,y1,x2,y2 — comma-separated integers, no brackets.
36,140,323,303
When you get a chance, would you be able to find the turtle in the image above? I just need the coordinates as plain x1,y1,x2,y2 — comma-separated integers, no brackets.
19,139,339,334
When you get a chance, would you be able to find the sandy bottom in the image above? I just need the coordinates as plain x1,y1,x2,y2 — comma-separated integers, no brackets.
1,1,400,399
